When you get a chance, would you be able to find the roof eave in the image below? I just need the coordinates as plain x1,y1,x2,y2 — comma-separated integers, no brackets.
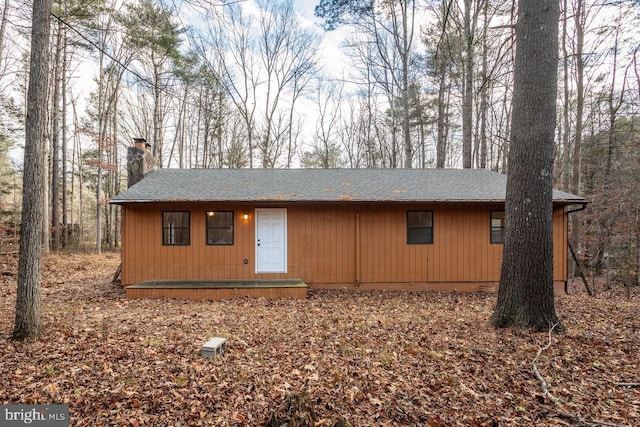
111,197,587,205
111,198,511,205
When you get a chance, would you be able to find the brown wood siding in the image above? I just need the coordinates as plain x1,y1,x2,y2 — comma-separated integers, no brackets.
553,206,568,282
120,202,569,289
357,204,505,284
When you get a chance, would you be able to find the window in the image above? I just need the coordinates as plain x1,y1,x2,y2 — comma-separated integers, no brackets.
162,211,190,245
491,211,505,244
206,211,234,245
407,211,433,244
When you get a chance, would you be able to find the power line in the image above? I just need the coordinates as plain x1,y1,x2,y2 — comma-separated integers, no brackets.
50,11,155,89
49,10,225,115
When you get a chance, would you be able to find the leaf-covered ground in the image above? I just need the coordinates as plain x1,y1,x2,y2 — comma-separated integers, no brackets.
0,252,639,426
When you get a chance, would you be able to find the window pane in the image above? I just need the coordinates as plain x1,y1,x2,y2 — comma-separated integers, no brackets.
207,211,234,245
163,212,190,245
207,211,233,228
491,211,505,244
407,211,433,244
408,211,432,227
408,228,433,244
164,228,190,245
164,212,189,228
207,228,233,245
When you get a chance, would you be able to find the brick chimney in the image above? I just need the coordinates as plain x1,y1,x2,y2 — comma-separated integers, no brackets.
127,138,155,187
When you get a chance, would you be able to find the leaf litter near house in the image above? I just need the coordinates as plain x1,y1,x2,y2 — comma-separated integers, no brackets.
0,252,639,426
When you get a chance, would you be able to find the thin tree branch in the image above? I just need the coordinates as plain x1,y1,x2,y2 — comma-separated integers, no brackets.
532,323,628,427
532,322,559,402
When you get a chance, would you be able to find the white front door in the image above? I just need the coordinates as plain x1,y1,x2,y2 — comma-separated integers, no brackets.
255,209,287,273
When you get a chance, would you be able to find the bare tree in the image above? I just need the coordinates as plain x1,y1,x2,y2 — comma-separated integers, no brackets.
254,0,319,167
424,0,455,168
50,16,63,251
304,79,344,168
460,0,484,168
80,0,135,253
212,5,259,168
202,0,319,168
318,0,417,169
339,95,378,168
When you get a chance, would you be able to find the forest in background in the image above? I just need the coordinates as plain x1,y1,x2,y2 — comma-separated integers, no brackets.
0,0,638,289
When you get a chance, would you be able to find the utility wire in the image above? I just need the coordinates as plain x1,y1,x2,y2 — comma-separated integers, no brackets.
50,0,243,98
49,9,226,117
50,11,155,89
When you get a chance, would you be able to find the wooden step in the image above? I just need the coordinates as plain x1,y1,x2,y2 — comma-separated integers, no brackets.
125,279,307,300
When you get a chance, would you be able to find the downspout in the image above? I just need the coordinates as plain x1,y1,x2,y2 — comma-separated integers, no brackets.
355,212,361,288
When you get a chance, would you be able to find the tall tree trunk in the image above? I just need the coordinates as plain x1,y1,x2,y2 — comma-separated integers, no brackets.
636,210,640,289
462,0,473,169
478,0,488,169
178,85,187,168
76,112,84,249
95,156,102,253
70,100,77,238
14,0,52,340
202,101,210,168
435,0,452,169
0,0,10,72
365,82,376,167
491,0,561,331
193,94,202,168
112,95,119,248
401,0,412,168
560,0,570,190
390,114,398,168
571,0,585,250
153,62,163,167
42,123,50,254
598,25,627,271
51,17,62,251
95,51,104,254
286,85,298,169
436,69,448,168
179,96,185,169
61,29,68,247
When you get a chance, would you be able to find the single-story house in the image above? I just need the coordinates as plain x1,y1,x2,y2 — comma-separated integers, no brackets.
109,155,586,300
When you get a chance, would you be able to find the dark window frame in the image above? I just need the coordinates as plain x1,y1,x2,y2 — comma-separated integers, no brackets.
162,211,190,246
407,210,434,245
206,211,234,246
490,210,505,244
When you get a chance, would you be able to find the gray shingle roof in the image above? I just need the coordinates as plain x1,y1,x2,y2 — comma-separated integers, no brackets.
109,168,586,204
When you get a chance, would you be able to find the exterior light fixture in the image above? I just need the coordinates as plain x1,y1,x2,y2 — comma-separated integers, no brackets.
243,213,249,221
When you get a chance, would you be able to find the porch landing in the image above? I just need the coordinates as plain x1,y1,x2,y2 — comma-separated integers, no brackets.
125,279,307,300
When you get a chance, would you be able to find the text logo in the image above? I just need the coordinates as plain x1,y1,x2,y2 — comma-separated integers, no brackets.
1,405,68,426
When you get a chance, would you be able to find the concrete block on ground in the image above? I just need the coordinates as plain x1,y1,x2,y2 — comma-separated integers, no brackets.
202,337,227,357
